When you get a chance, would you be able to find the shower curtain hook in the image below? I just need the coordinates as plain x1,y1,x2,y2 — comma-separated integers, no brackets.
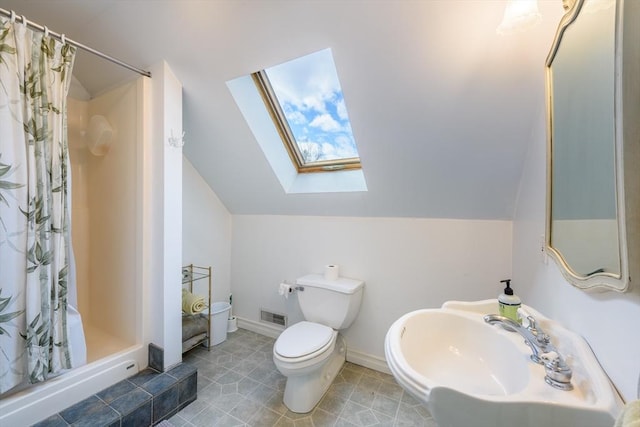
10,10,15,23
21,15,26,26
44,26,49,38
61,33,66,45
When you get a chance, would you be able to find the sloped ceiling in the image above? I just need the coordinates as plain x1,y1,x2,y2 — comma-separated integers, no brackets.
1,0,565,219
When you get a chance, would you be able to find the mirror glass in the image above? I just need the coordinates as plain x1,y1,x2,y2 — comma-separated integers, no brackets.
546,0,626,289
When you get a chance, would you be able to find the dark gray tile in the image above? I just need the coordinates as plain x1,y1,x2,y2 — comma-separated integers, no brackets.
178,394,197,411
97,379,137,404
67,403,120,427
141,373,178,395
178,374,197,405
31,413,68,427
167,363,197,381
148,343,164,372
60,396,107,424
121,400,152,427
128,368,161,387
161,407,180,424
110,388,152,416
152,385,179,422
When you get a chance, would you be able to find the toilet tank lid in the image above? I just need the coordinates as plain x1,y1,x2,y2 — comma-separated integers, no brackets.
296,274,364,294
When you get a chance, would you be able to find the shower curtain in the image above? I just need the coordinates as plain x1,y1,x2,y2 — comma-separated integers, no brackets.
0,16,82,393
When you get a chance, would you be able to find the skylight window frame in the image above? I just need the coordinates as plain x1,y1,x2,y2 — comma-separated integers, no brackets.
252,70,361,174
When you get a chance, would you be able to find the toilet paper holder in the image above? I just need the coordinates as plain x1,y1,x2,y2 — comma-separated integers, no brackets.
278,282,304,298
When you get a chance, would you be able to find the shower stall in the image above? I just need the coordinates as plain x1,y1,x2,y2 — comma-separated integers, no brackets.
68,78,142,361
0,76,149,426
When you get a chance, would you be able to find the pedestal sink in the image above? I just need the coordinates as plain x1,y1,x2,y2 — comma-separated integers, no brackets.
384,300,623,427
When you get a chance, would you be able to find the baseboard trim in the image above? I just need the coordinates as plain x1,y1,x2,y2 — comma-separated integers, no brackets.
346,347,391,374
236,317,390,374
236,316,284,339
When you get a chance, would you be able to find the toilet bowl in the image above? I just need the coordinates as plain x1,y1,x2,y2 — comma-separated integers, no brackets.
272,274,364,413
273,322,345,413
274,321,337,374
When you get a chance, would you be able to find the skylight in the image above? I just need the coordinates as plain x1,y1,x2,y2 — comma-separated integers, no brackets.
252,48,361,173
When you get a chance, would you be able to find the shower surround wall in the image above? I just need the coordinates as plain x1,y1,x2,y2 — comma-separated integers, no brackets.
68,80,140,362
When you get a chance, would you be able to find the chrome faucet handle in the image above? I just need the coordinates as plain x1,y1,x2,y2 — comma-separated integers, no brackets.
542,352,573,391
536,331,551,346
518,310,551,348
522,315,538,331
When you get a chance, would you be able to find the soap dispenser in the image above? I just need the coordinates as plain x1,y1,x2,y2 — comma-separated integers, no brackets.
498,279,521,323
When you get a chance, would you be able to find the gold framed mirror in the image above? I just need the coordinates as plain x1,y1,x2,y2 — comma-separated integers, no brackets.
545,0,639,292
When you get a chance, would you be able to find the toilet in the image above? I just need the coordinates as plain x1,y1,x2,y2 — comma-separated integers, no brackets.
273,273,365,413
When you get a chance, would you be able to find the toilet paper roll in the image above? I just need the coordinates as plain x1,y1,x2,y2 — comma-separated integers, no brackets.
324,264,340,281
278,282,292,299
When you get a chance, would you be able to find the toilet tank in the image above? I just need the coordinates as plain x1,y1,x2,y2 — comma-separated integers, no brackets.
296,274,365,330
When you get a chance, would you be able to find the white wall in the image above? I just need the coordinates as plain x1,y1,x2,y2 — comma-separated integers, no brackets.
231,215,512,368
182,156,232,304
512,106,640,402
146,61,183,369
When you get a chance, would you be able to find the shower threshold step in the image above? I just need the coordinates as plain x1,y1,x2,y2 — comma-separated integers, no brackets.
32,363,197,427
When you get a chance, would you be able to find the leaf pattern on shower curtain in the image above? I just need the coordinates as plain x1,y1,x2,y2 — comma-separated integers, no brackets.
0,290,24,336
0,16,77,393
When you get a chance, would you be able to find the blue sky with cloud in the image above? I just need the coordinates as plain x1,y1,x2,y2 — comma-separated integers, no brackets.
265,48,359,163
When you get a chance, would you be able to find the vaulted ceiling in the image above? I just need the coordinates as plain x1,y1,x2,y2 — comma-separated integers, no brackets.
1,0,565,219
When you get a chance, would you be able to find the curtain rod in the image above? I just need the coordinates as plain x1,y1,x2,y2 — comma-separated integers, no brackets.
0,8,151,78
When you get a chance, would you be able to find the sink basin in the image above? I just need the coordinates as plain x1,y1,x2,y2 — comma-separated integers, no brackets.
384,299,623,427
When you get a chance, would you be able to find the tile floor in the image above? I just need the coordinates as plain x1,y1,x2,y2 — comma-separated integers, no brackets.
169,328,438,427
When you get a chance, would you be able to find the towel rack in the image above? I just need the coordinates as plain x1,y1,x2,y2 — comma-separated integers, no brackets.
181,264,212,353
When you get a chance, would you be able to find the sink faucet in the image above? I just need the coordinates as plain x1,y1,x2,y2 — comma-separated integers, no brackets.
483,314,550,364
484,313,573,391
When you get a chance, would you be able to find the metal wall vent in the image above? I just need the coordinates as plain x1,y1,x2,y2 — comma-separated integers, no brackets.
260,309,287,327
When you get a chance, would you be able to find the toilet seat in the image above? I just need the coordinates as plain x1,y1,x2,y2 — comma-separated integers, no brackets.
274,321,335,362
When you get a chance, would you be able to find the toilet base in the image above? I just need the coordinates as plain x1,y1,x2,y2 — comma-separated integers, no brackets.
283,334,346,413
